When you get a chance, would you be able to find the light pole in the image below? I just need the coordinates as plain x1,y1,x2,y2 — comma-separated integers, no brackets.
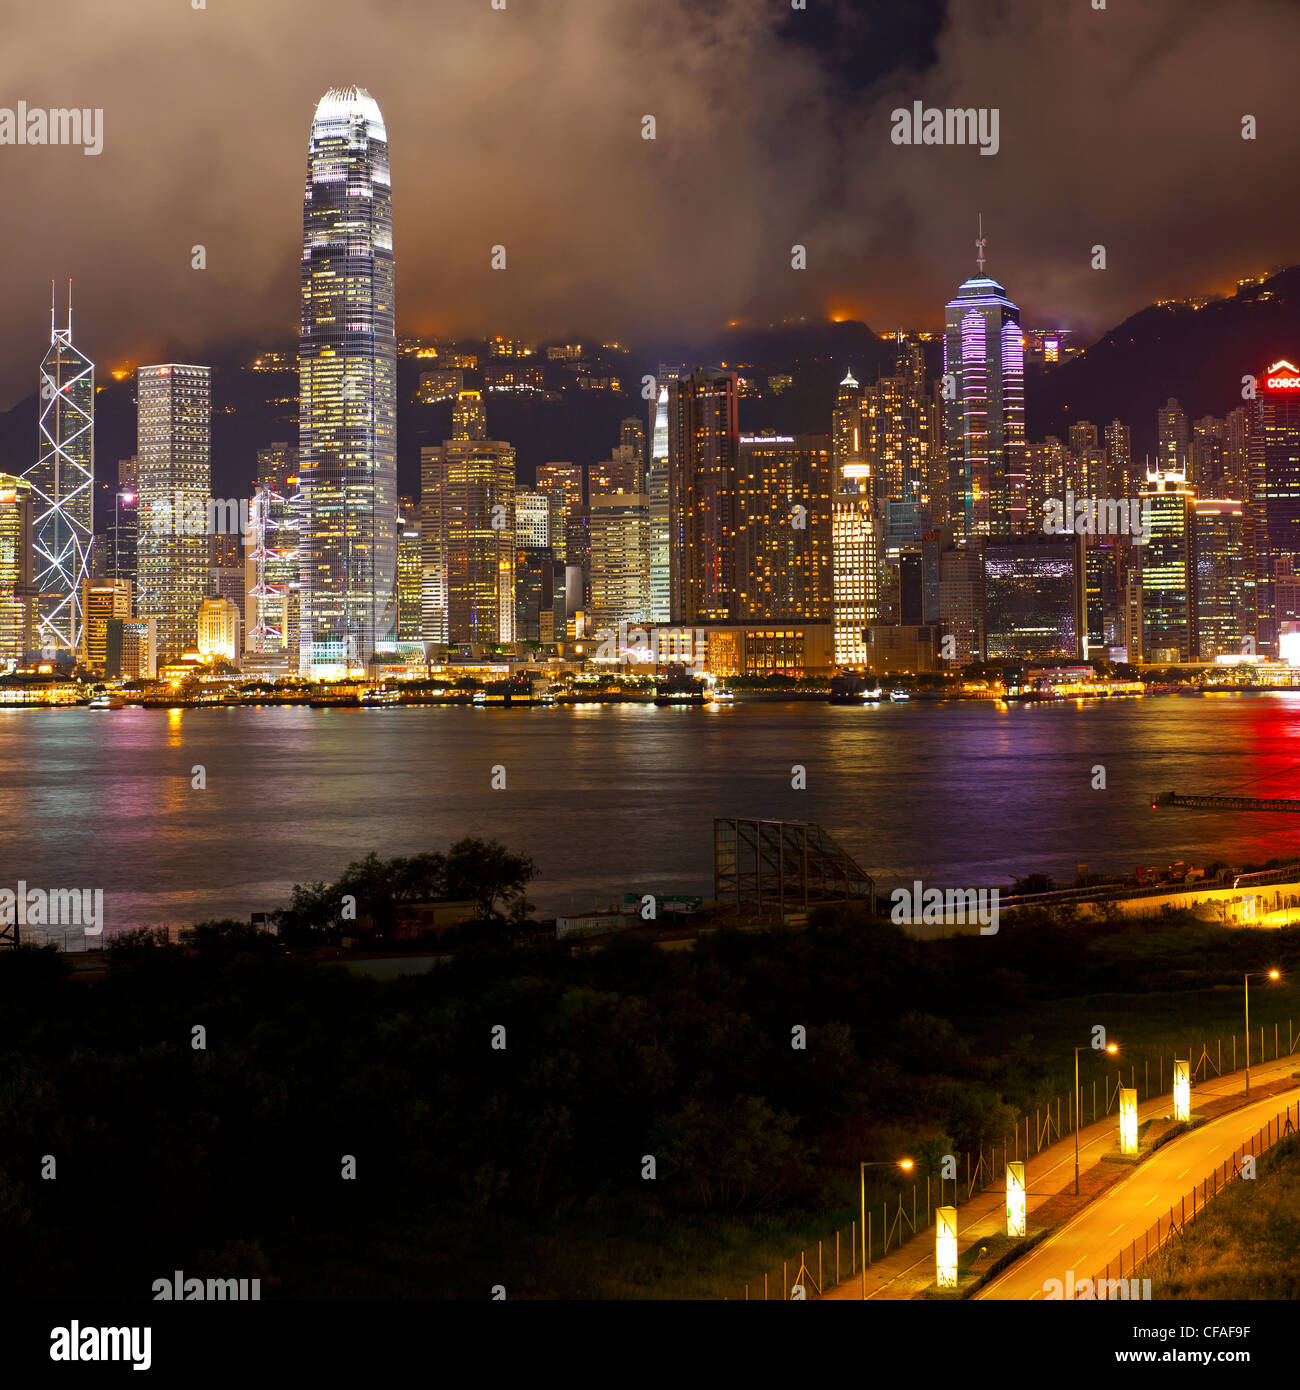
859,1158,914,1299
1244,969,1281,1097
1075,1040,1119,1195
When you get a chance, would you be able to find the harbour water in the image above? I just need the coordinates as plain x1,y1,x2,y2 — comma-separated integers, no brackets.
4,693,1300,936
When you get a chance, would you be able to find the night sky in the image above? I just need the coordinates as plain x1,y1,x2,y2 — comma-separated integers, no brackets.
1,0,1298,408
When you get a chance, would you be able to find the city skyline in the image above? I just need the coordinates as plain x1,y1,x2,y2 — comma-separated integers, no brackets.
3,0,1300,411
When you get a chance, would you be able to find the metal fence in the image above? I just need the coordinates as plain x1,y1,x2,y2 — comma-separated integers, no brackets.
1093,1097,1300,1287
730,1016,1300,1300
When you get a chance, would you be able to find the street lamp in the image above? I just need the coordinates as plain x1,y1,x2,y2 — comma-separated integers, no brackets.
1075,1040,1119,1195
1244,969,1281,1098
859,1158,914,1299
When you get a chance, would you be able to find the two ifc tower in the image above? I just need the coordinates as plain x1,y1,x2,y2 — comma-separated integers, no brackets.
26,86,397,673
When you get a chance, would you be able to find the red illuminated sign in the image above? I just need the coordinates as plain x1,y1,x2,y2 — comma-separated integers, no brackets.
1265,359,1300,390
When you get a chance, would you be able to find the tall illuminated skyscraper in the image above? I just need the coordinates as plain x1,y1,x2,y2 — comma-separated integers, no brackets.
137,365,211,662
26,287,94,658
668,369,740,623
832,449,878,667
299,86,397,675
942,229,1026,537
647,386,671,622
1140,467,1197,662
0,474,36,668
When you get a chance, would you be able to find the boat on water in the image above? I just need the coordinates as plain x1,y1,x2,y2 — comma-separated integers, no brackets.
888,689,910,703
712,687,736,705
359,688,401,706
654,675,713,707
87,694,125,709
829,674,882,704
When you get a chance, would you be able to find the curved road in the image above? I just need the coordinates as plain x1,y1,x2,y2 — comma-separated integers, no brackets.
976,1086,1300,1299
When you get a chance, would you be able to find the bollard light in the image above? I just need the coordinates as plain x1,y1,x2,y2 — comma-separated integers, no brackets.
1006,1161,1026,1237
936,1205,958,1288
1119,1086,1138,1155
1173,1060,1190,1122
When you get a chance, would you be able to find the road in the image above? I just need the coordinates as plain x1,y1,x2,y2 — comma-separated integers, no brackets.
820,1050,1300,1301
976,1087,1299,1299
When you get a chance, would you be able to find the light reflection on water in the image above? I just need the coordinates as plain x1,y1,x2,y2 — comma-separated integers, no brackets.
4,693,1300,935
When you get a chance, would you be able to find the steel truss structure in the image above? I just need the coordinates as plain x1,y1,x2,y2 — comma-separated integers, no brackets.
713,817,874,912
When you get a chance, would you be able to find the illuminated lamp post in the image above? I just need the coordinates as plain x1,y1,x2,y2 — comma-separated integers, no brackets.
1005,1161,1026,1237
859,1158,914,1300
1075,1040,1119,1194
1244,969,1281,1097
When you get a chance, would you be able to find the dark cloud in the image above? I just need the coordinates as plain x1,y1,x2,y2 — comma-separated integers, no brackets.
0,0,1296,409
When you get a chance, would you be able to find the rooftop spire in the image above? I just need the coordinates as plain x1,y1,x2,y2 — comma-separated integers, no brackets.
975,213,987,275
840,366,859,389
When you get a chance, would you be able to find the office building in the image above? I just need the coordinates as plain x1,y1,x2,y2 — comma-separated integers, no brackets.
26,290,94,657
647,386,671,622
983,532,1084,662
422,438,517,644
1193,498,1254,660
735,433,834,621
0,474,35,667
668,369,740,622
1140,468,1197,662
589,494,652,627
79,578,132,672
136,364,211,663
299,86,397,675
196,596,241,663
942,249,1027,537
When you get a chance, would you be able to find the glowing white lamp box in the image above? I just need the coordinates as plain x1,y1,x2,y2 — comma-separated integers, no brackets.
1281,622,1300,667
1119,1086,1138,1155
936,1205,958,1288
1006,1161,1026,1237
1173,1060,1190,1122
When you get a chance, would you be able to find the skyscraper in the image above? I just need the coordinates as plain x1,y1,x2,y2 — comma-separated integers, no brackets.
1157,398,1190,479
422,437,517,644
1249,360,1300,653
589,494,652,627
735,433,834,620
831,447,878,667
27,288,94,659
0,474,35,668
299,86,397,675
136,365,211,662
942,238,1027,537
668,369,740,623
1140,467,1197,662
1193,498,1254,660
646,387,671,623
